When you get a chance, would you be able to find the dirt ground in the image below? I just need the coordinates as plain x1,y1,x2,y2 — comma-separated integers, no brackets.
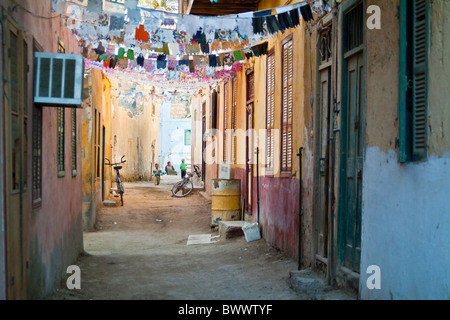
45,176,354,301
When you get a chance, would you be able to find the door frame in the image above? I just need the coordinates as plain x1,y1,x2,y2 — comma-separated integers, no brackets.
337,0,367,276
313,18,333,278
3,16,30,299
245,69,255,216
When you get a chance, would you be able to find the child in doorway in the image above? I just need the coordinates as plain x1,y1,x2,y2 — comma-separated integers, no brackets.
180,159,187,179
153,163,162,185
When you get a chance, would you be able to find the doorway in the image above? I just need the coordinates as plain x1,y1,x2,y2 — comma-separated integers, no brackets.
338,1,365,274
314,25,333,274
246,70,255,217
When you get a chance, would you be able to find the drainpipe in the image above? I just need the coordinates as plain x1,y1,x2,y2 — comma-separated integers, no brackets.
297,147,304,270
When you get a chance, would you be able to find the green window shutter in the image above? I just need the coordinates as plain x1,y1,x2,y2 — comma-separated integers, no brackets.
399,0,408,163
412,0,429,161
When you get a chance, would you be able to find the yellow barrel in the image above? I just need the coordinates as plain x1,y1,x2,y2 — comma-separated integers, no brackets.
211,179,241,226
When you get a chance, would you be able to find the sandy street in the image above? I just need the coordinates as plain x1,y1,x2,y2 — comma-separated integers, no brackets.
45,176,352,301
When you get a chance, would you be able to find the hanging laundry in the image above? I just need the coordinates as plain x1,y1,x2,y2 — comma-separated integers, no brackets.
135,25,149,43
86,0,103,14
117,47,125,59
233,50,244,61
136,54,145,67
127,49,135,60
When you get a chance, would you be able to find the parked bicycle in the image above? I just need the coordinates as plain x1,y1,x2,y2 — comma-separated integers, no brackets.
105,155,126,206
171,165,201,198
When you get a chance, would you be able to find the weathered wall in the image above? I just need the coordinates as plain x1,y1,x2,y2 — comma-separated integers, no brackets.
0,0,85,299
360,0,450,299
159,101,192,174
0,19,6,300
109,80,159,182
81,69,112,231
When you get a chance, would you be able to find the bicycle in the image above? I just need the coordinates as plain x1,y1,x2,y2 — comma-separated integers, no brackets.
105,155,126,206
171,165,201,198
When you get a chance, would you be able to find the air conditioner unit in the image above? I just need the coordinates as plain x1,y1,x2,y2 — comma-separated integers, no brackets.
34,52,84,108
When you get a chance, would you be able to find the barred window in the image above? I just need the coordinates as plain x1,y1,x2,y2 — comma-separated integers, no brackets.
57,107,65,176
71,108,77,176
32,105,42,203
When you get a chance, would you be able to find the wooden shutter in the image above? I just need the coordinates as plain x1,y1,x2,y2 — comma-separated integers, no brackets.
412,0,429,161
231,77,237,163
281,35,293,173
223,81,229,163
266,49,275,172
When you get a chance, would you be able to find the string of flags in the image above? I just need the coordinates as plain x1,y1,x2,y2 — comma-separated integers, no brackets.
53,1,331,103
53,0,322,81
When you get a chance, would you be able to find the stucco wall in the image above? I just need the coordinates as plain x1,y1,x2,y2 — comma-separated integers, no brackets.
360,0,450,299
159,101,192,174
81,69,112,231
5,0,85,299
360,148,450,299
109,79,159,182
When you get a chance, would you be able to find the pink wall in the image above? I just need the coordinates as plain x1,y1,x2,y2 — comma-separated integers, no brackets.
5,0,84,297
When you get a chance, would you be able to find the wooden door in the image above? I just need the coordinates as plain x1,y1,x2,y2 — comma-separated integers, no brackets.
315,67,331,267
4,21,29,299
246,103,254,214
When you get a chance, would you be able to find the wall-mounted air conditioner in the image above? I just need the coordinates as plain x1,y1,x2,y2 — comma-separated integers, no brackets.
34,52,84,108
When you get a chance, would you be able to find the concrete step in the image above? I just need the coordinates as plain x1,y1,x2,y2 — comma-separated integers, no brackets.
218,220,245,239
103,199,118,207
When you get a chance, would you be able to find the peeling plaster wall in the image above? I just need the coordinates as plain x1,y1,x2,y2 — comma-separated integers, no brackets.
1,0,86,299
81,69,112,231
360,0,450,299
360,148,450,300
159,101,192,174
109,80,159,182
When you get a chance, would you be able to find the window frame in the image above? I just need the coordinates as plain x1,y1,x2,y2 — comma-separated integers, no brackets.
280,34,294,176
399,0,430,163
266,48,275,176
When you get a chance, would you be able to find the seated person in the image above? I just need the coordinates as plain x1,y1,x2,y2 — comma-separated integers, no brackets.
165,161,177,175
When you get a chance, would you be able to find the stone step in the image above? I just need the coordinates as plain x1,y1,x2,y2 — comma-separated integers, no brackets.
218,220,245,239
103,199,117,207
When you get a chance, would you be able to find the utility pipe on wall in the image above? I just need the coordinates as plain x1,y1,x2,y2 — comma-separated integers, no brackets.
297,147,304,270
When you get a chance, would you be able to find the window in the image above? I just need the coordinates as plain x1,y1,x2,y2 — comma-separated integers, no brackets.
57,40,65,176
57,107,65,176
32,105,42,203
185,129,191,146
211,90,218,131
96,112,101,178
399,0,430,162
71,108,77,176
223,81,229,163
231,77,237,164
266,49,275,174
281,34,293,173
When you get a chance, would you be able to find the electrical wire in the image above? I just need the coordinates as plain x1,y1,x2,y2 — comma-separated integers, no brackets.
10,0,62,20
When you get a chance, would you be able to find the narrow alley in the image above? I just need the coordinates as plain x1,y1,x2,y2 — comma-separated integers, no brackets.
1,0,449,302
46,177,354,300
